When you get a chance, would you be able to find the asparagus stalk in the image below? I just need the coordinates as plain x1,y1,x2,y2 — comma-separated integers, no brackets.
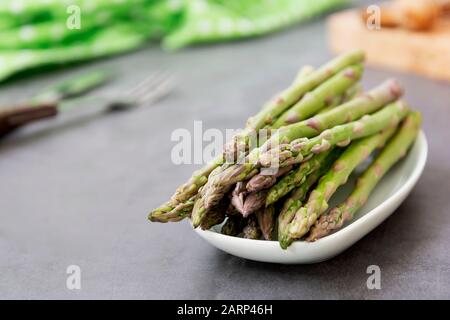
256,205,276,240
149,158,232,223
221,215,246,236
199,67,316,217
272,64,364,128
224,65,316,161
232,50,365,152
172,156,223,203
230,181,247,214
191,167,260,227
246,165,293,193
243,216,262,240
318,83,363,115
217,98,408,190
266,149,334,206
199,204,226,230
225,51,365,161
246,82,361,194
293,65,315,83
278,148,344,248
278,154,336,249
151,79,403,223
149,197,196,223
195,99,408,227
163,65,317,211
287,125,398,241
259,100,409,168
150,66,315,223
241,189,269,217
307,111,422,241
343,82,364,101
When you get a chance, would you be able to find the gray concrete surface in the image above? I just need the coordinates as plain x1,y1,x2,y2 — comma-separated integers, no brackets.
1,17,449,299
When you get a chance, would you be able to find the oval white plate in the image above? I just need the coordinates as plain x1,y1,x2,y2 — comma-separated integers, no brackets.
195,131,428,264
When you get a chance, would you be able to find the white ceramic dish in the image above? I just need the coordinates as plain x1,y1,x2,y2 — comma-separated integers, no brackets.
195,131,428,264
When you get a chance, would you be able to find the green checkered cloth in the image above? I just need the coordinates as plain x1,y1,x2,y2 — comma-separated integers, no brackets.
0,0,348,82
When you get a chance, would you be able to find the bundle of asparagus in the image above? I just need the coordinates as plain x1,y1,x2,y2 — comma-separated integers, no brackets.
148,50,422,249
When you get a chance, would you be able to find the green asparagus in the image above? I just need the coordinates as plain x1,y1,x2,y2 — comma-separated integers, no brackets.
150,78,403,223
230,181,247,215
307,111,422,241
287,125,398,241
192,99,409,227
242,189,269,217
266,149,334,206
256,205,276,240
221,215,246,236
247,50,365,131
278,148,344,248
224,65,316,161
211,79,404,187
272,64,364,128
246,165,293,193
148,50,423,251
149,197,196,223
200,203,226,231
318,83,363,115
259,100,409,169
243,216,262,240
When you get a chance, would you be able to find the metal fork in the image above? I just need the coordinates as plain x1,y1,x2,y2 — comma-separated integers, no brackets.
105,71,175,111
0,71,175,137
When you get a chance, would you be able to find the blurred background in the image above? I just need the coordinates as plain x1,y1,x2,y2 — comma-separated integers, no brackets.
1,0,450,299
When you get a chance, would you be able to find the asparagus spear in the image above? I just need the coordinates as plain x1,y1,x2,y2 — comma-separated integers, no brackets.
243,216,262,240
192,166,259,227
256,205,276,240
246,165,292,193
171,156,223,203
246,82,361,194
149,67,313,222
199,203,226,230
251,49,364,129
293,65,315,83
307,111,422,241
318,83,363,115
241,189,269,217
230,181,247,214
225,65,315,160
287,125,398,241
221,215,246,236
166,65,317,209
277,148,344,248
231,165,291,216
259,100,409,168
217,99,408,190
149,195,197,223
194,99,408,227
150,157,235,223
225,50,365,160
342,82,364,101
272,64,364,128
266,149,334,206
151,79,403,223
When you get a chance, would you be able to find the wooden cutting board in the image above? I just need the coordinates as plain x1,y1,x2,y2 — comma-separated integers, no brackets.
327,9,450,81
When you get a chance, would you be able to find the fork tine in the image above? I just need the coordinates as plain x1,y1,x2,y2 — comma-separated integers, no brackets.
135,75,175,105
124,72,163,97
